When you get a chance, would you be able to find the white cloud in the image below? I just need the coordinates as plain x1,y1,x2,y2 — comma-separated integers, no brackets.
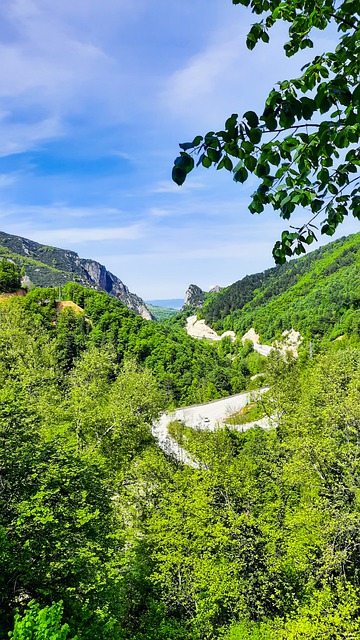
0,117,63,157
148,207,174,218
0,173,18,187
162,20,339,131
0,0,150,157
152,178,205,194
0,203,130,220
28,224,143,244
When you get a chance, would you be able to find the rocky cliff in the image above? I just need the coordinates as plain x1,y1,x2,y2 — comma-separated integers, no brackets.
0,231,153,320
183,284,205,308
183,284,223,308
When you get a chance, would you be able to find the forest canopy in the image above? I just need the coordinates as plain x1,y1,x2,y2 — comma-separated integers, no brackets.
172,0,360,264
3,286,360,638
0,259,22,293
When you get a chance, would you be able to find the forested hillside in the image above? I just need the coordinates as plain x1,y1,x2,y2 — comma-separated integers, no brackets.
4,236,360,639
3,275,360,638
203,233,360,345
4,283,264,406
0,231,152,319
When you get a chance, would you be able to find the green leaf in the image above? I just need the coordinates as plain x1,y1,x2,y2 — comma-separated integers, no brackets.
174,153,194,173
179,141,195,151
311,199,324,213
204,131,217,146
208,148,221,163
328,183,338,195
225,114,238,130
233,167,249,183
172,166,186,186
243,111,259,128
244,155,257,171
202,155,212,168
249,128,262,144
193,135,203,146
255,161,270,177
268,150,280,166
223,156,233,171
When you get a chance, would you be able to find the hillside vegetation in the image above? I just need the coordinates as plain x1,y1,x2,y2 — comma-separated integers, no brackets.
203,233,360,346
1,282,265,405
3,237,360,638
0,231,152,319
0,235,88,288
145,303,179,321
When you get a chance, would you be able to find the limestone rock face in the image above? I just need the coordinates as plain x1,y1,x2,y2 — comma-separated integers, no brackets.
241,327,272,357
186,315,235,342
0,231,154,320
80,259,153,320
183,284,205,308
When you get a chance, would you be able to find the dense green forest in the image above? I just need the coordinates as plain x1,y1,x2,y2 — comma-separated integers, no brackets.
203,233,360,346
3,235,360,638
0,259,22,293
11,282,264,405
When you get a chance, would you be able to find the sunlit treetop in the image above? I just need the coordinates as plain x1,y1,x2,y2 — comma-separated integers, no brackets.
172,0,360,264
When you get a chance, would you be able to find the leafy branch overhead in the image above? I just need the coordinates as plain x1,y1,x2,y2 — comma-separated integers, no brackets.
172,0,360,264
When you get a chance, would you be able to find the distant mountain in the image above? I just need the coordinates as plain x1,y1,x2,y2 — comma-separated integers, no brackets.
145,304,179,321
0,231,153,320
146,298,184,309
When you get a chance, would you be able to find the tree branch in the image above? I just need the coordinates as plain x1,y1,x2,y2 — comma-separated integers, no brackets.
329,12,359,30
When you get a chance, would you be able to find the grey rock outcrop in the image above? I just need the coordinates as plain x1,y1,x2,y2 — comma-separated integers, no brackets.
0,231,153,320
183,284,205,308
80,259,153,320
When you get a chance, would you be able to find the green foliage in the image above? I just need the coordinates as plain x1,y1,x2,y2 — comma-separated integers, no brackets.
69,353,162,467
9,601,75,640
173,0,359,263
0,258,22,292
0,242,77,289
224,583,360,639
225,397,267,426
5,263,360,639
0,395,123,637
132,347,360,638
15,282,256,404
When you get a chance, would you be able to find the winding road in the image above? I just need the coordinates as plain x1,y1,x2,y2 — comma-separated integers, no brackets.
152,388,271,467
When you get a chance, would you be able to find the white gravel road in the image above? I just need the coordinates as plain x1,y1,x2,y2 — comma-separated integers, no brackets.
152,388,270,466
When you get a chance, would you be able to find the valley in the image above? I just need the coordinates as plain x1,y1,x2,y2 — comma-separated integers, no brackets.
1,0,358,636
2,231,360,639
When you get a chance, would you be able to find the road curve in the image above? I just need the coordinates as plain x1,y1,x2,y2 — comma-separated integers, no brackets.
152,388,270,467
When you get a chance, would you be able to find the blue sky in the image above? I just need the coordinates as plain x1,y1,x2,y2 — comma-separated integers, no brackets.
0,0,357,299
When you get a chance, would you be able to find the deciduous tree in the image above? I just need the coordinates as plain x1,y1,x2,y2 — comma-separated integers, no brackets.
173,0,359,264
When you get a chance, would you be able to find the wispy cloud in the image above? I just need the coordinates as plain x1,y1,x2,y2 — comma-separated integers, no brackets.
0,203,130,220
152,178,205,194
0,0,347,299
28,224,143,245
0,173,18,187
0,117,63,157
0,0,149,158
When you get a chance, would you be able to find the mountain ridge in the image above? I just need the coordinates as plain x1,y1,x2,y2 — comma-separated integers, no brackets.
201,232,360,344
0,231,153,320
